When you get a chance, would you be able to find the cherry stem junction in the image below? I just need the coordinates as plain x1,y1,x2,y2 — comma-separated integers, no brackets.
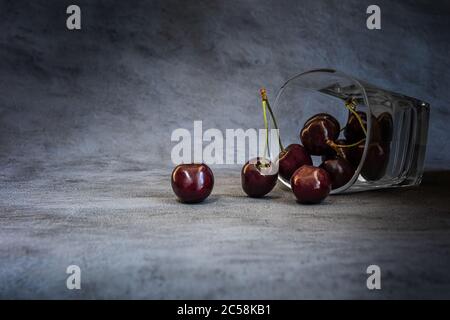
345,97,367,136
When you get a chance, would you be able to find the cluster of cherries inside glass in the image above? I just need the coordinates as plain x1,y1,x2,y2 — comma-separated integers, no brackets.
171,91,392,205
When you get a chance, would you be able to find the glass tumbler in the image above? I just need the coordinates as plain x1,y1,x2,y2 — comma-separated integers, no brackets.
272,69,430,193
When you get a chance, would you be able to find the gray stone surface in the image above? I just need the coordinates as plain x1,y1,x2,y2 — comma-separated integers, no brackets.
1,0,450,299
1,160,450,299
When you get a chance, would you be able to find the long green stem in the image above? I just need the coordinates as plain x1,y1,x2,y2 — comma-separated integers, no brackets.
261,97,269,159
260,88,284,152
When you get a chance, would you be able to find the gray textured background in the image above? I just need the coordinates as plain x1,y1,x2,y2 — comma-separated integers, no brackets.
1,0,450,167
1,0,450,299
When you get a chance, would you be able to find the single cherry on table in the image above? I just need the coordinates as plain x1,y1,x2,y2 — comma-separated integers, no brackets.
241,157,278,198
290,165,331,204
171,163,214,203
278,144,312,181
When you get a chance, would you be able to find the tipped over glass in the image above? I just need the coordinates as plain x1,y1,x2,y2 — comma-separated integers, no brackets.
272,69,430,194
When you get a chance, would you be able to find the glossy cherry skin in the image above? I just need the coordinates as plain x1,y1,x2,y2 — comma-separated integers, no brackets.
344,111,381,143
278,144,312,181
241,157,278,198
300,115,340,156
304,113,340,133
171,163,214,203
319,157,355,190
290,165,331,204
377,112,393,142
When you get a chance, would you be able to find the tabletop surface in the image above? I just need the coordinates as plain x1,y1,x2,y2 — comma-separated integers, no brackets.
1,160,450,299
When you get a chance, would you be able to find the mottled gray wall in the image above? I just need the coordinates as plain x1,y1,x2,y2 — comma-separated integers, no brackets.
1,0,449,168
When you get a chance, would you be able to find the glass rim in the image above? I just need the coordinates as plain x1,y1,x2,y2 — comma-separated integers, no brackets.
272,68,373,194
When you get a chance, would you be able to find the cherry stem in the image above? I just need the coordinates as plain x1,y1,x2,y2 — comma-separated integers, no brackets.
345,98,367,136
324,97,368,154
257,92,367,160
327,138,365,150
261,93,270,160
260,88,285,152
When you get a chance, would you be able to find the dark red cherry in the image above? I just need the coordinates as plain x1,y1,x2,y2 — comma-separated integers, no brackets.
171,163,214,203
321,139,348,162
241,157,278,198
344,141,389,180
344,111,381,143
377,112,393,142
300,114,340,156
278,144,312,181
290,165,331,204
304,113,340,133
346,141,365,168
319,157,355,189
361,142,390,181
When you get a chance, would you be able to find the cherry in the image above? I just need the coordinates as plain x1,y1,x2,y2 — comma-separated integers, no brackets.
319,157,355,190
171,163,214,203
377,112,393,142
278,144,312,181
304,113,340,133
343,141,389,180
290,165,331,204
300,114,340,155
344,111,381,143
345,141,365,168
361,142,390,181
321,139,348,162
241,157,278,198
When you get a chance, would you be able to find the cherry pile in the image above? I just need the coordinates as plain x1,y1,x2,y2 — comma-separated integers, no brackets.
240,90,391,204
171,89,391,204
